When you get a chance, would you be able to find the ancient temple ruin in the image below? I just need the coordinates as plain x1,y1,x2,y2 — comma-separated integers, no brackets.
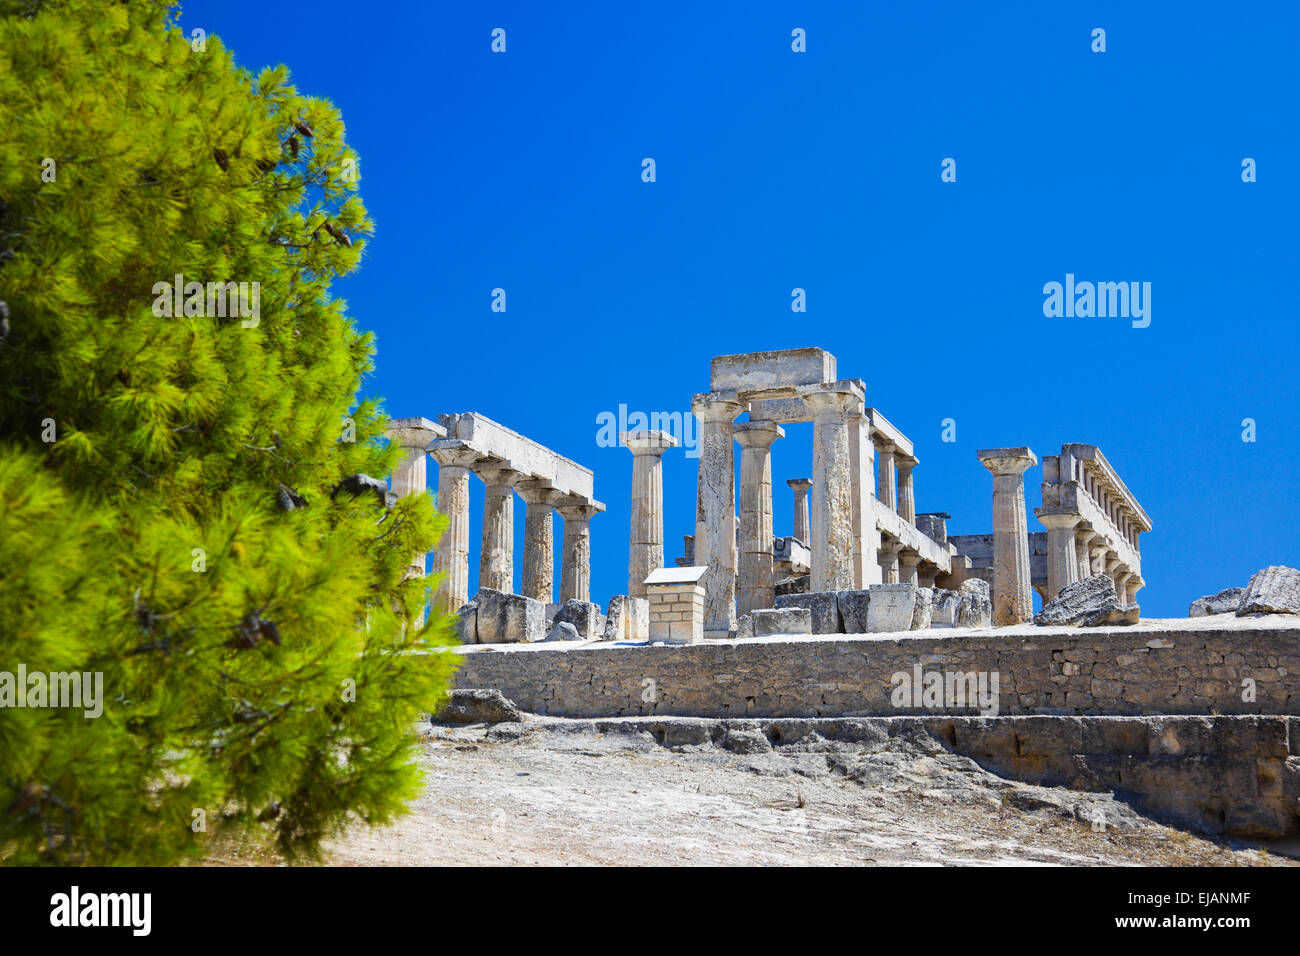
387,346,1151,645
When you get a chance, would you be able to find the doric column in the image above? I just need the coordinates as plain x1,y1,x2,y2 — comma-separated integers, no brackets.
896,457,916,524
1104,552,1123,592
1114,569,1134,604
429,441,478,612
557,494,604,604
875,440,897,512
917,562,939,589
472,460,522,594
516,479,563,604
1036,511,1081,601
898,547,921,587
1089,541,1109,576
623,429,678,598
1074,525,1097,580
787,478,812,545
735,420,784,616
805,388,859,593
847,403,880,587
386,417,446,580
691,392,745,635
977,447,1038,625
877,539,901,584
1126,575,1145,604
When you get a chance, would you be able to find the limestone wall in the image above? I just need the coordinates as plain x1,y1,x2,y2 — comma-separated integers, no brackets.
452,618,1300,720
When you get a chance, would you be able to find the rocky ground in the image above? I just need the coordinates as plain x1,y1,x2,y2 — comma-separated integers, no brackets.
227,718,1298,867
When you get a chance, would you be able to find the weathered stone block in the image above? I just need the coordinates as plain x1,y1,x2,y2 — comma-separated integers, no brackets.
910,588,933,630
474,587,545,643
709,347,836,393
435,688,523,724
1034,575,1135,627
1189,587,1246,617
455,600,478,644
867,584,917,633
1238,566,1300,616
602,594,649,641
775,591,840,634
930,589,962,628
752,607,812,637
543,620,581,642
551,599,601,638
836,589,871,633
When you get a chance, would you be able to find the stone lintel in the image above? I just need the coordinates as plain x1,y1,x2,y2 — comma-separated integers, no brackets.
709,347,837,393
386,417,447,449
865,407,913,458
437,411,594,499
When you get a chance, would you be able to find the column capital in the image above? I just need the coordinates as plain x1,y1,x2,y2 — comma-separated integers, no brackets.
1035,509,1081,531
429,438,482,470
898,547,922,567
386,416,446,450
691,391,745,423
516,478,564,507
733,419,785,448
802,388,860,422
877,538,902,555
557,493,605,521
787,477,812,492
472,458,524,490
621,429,679,456
977,446,1038,476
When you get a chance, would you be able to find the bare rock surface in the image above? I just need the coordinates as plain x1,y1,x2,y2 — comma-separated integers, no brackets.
1238,566,1300,616
434,689,524,725
304,718,1293,867
1189,587,1246,617
1034,575,1138,627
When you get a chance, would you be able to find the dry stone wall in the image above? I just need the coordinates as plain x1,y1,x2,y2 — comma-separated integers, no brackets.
452,621,1300,720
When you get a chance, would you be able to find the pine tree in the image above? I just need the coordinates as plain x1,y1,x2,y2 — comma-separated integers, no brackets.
0,0,457,864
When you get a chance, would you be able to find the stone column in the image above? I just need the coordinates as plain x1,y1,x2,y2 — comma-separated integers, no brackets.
735,421,784,616
1089,542,1109,576
1074,525,1097,580
847,406,880,587
1036,511,1081,601
557,495,603,604
875,440,897,512
692,392,745,636
386,417,445,580
898,547,921,587
805,389,859,593
429,442,478,612
1104,553,1123,593
917,562,939,589
472,460,522,594
1114,570,1134,605
787,478,812,545
623,430,678,598
977,447,1038,626
896,457,916,524
516,479,562,604
878,539,901,584
1126,575,1144,604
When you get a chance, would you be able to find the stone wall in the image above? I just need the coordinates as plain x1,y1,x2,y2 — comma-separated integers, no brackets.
452,619,1300,720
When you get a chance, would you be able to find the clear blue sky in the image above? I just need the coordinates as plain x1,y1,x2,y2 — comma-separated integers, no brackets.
189,1,1298,617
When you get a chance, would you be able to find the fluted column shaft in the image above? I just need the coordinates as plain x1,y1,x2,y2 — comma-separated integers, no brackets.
473,461,521,594
692,392,745,634
517,480,562,604
896,461,916,524
787,478,812,545
1037,512,1081,601
875,441,897,512
623,430,677,598
558,496,602,604
806,389,859,592
735,421,784,616
978,447,1038,625
430,445,477,612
